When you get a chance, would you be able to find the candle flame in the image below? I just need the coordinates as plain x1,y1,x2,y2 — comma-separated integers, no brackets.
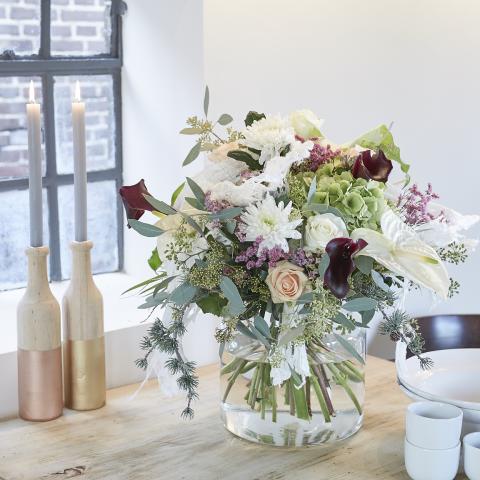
74,81,82,102
29,80,36,103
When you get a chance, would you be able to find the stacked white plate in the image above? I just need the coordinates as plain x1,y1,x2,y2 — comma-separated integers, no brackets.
396,343,480,434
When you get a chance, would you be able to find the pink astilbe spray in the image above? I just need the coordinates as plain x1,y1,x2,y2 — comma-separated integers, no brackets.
307,144,341,171
397,183,440,226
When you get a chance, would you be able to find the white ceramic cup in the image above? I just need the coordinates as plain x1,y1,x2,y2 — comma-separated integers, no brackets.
464,432,480,480
404,437,460,480
406,401,463,449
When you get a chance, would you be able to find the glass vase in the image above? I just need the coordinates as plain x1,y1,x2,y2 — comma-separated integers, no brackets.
220,327,366,447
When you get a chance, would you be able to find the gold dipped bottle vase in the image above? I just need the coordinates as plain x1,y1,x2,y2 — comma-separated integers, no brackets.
62,240,106,410
17,246,63,421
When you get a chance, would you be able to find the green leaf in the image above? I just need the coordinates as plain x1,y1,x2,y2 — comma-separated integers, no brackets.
171,182,185,206
307,176,317,203
169,283,198,306
220,276,246,316
186,177,205,204
128,219,164,237
333,312,356,331
217,113,233,126
197,293,227,316
179,127,203,135
244,111,266,127
343,297,378,312
122,274,164,295
203,85,209,117
225,219,237,234
180,211,204,235
185,197,204,210
349,124,410,174
333,333,365,365
236,321,257,340
227,149,261,170
296,291,314,304
138,292,169,309
249,326,270,347
371,270,390,292
361,309,375,326
147,248,161,271
302,203,346,222
355,255,374,275
183,141,201,166
209,207,243,220
143,194,177,215
254,316,271,339
278,325,305,346
318,254,330,278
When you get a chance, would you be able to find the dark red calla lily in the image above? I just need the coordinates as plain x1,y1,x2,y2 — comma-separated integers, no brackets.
119,179,154,225
352,149,393,183
324,237,367,299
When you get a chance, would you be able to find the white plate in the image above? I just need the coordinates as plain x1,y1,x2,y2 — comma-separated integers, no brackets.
396,348,480,411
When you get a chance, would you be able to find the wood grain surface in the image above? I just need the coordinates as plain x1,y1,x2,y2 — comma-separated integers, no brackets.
0,356,467,480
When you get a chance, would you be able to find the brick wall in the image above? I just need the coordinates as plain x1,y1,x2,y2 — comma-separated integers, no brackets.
0,0,113,179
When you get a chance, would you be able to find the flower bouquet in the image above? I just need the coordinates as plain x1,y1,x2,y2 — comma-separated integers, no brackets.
120,89,478,447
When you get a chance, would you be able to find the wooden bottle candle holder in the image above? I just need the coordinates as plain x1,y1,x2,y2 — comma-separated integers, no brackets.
17,246,63,421
62,240,106,411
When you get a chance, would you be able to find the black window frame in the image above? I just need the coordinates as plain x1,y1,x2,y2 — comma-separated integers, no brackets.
0,0,126,283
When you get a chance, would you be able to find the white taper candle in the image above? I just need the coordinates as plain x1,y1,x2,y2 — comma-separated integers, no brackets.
26,81,43,248
72,81,87,242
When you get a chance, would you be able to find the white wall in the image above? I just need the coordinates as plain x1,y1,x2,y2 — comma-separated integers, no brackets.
122,0,218,365
204,0,480,357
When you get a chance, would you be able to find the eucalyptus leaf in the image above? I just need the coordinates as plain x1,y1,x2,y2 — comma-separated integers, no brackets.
179,127,203,135
183,141,201,166
220,276,246,315
254,316,271,339
236,321,257,340
185,197,204,210
218,113,233,125
122,274,164,295
128,219,164,237
138,292,169,309
209,207,243,220
302,203,346,221
249,326,270,347
355,255,374,275
318,254,330,278
296,291,314,304
143,194,177,215
186,177,205,204
333,333,365,365
371,270,390,292
361,309,375,326
333,312,356,331
225,219,237,234
203,85,209,117
343,297,378,312
180,212,204,235
197,293,227,316
169,283,198,306
244,111,266,127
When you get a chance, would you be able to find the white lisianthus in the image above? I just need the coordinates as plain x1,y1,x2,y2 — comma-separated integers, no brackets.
290,109,324,139
305,213,348,251
209,178,267,207
240,194,302,252
241,114,295,165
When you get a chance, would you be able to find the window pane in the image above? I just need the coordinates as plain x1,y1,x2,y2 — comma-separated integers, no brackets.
54,75,115,174
0,189,49,290
51,0,112,56
58,180,118,279
0,77,45,180
0,0,40,56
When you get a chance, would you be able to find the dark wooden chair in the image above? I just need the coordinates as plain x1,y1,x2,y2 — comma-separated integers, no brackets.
406,315,480,357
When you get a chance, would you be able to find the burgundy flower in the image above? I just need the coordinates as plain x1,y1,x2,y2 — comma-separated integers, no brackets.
324,237,367,299
119,179,154,224
352,149,393,183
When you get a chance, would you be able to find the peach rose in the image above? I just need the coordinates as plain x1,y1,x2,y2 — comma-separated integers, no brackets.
266,261,308,304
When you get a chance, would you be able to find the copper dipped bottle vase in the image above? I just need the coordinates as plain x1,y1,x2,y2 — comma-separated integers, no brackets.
62,240,106,410
17,246,63,421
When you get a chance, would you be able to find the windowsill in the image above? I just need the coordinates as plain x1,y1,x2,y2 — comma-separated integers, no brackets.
0,271,153,355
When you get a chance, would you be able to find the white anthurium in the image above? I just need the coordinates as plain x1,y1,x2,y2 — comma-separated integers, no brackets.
289,109,324,139
351,208,450,299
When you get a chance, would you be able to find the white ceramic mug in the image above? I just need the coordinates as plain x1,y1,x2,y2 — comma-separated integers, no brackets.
464,432,480,480
406,401,463,449
404,437,460,480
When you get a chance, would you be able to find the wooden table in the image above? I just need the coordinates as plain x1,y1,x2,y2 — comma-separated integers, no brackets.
0,356,467,480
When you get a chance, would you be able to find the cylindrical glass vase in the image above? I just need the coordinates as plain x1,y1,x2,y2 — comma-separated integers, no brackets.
220,328,366,447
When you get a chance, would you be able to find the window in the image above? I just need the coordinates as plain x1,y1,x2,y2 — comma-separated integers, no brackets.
0,0,126,290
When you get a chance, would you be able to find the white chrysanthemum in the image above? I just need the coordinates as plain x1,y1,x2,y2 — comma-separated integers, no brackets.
209,178,268,207
240,115,295,165
240,195,301,252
